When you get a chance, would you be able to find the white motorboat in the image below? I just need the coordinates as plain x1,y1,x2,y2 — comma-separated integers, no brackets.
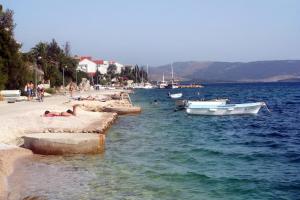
186,102,266,115
169,92,183,99
186,99,228,107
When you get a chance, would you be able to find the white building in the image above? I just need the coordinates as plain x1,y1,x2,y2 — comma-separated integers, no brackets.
77,56,125,75
114,62,124,74
95,60,109,74
77,58,97,74
104,61,124,74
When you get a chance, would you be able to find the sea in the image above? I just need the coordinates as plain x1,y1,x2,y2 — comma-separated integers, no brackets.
8,82,300,200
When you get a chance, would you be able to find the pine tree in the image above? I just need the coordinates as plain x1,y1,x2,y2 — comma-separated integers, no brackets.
64,41,71,57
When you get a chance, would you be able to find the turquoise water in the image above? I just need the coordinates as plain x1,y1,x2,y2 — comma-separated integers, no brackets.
9,83,300,200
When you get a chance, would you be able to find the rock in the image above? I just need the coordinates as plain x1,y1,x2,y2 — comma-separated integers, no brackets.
0,144,32,199
23,133,105,155
103,106,141,115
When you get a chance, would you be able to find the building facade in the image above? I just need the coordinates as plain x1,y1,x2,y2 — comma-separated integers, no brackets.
76,56,124,75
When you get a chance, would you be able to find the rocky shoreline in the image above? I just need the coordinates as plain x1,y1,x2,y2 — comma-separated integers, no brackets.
0,145,32,200
0,89,140,199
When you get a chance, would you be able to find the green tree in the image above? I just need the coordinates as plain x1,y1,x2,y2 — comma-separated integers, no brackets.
0,57,7,90
133,65,141,83
64,41,71,57
107,64,117,80
121,66,135,81
30,39,79,87
0,6,29,89
94,68,102,85
77,70,89,85
139,67,148,82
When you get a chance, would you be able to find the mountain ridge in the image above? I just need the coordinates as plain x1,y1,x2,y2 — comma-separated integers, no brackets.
148,60,300,82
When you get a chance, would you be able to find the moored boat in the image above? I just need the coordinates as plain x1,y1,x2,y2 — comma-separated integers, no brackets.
143,82,155,89
133,82,155,89
169,92,183,99
186,102,266,115
166,82,179,89
158,73,168,89
186,99,228,107
166,62,180,89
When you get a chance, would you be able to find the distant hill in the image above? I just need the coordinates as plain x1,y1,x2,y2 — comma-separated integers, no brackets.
149,60,300,83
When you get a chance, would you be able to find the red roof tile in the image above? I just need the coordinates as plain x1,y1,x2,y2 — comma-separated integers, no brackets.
80,56,92,61
93,60,104,64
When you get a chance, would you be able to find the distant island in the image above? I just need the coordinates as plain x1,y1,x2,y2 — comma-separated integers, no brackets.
149,60,300,83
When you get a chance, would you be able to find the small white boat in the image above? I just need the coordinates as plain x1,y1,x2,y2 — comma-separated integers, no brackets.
186,102,266,115
169,93,183,99
187,99,228,107
175,99,227,110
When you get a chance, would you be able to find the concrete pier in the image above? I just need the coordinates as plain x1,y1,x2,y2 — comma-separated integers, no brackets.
23,133,105,155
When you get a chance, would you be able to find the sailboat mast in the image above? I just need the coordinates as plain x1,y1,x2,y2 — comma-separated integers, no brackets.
171,63,174,84
147,64,149,81
141,66,144,84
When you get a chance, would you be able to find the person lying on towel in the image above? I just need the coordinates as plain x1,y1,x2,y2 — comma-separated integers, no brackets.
44,104,79,117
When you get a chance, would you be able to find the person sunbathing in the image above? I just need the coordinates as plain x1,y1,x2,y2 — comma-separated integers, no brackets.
79,95,96,100
72,95,95,101
44,105,79,117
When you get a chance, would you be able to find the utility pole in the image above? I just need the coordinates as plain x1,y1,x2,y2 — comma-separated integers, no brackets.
63,65,67,94
75,69,78,86
35,56,42,97
35,67,37,97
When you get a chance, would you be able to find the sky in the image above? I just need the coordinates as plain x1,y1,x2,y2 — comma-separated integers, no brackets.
2,0,300,66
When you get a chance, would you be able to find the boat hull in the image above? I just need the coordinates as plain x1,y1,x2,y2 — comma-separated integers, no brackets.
187,99,228,107
166,84,179,89
186,102,264,115
170,93,183,99
159,83,168,89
